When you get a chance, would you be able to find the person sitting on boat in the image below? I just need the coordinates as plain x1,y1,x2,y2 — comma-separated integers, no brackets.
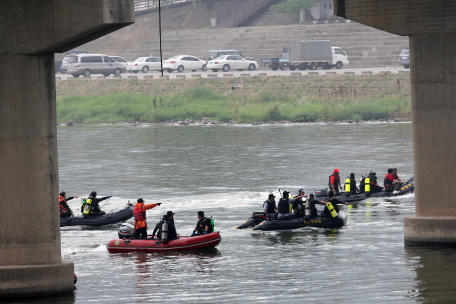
59,191,78,217
152,213,178,241
133,198,160,239
384,168,401,192
191,211,214,236
292,189,307,218
82,191,111,216
277,191,296,220
348,173,359,194
368,172,383,193
324,191,349,217
308,193,328,218
263,193,278,220
329,169,343,195
392,168,404,183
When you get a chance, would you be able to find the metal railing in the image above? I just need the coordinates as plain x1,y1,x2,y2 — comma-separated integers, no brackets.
134,0,192,13
215,0,273,28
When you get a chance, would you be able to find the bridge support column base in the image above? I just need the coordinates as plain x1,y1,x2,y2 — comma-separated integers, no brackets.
404,216,456,246
0,261,74,298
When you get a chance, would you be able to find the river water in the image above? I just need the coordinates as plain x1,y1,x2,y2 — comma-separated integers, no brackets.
20,123,456,303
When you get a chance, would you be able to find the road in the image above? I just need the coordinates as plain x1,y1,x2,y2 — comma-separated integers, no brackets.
55,66,410,80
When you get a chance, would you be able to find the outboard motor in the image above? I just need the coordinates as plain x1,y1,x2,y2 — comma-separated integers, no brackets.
118,223,135,239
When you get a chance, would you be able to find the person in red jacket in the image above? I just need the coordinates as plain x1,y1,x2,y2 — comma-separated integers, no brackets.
134,198,161,239
329,168,343,194
59,191,78,217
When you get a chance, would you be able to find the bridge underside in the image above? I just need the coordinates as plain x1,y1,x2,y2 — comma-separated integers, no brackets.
0,0,134,297
335,0,456,245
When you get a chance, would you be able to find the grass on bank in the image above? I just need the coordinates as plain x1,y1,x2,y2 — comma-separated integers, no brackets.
56,87,411,124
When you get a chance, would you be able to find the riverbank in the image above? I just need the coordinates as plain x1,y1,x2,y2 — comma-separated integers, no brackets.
56,73,411,124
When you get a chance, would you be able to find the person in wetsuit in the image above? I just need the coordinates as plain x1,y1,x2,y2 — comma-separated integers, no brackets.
329,168,343,194
349,173,359,194
152,213,178,241
82,191,111,216
59,191,78,217
308,193,328,217
263,193,278,220
192,211,214,236
324,190,349,217
277,191,296,220
292,189,307,218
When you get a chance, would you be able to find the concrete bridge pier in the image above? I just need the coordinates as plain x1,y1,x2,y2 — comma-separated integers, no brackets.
0,0,133,297
334,0,456,245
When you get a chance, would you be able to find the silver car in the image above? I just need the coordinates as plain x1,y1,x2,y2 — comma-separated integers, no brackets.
399,47,410,69
64,54,126,78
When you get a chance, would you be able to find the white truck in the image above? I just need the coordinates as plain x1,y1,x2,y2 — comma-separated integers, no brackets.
261,40,349,71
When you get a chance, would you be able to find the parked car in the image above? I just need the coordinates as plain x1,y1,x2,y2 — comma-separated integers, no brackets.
207,50,254,61
399,47,410,68
163,55,207,73
64,54,126,78
127,57,163,73
207,55,258,72
110,56,129,69
59,50,88,74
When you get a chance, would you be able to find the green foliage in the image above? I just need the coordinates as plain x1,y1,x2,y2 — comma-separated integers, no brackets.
270,0,318,14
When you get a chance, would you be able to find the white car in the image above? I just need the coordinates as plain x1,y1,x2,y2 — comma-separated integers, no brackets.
163,55,207,73
127,57,163,73
110,56,129,69
207,55,258,72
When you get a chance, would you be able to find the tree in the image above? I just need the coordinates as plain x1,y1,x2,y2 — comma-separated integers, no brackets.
270,0,319,20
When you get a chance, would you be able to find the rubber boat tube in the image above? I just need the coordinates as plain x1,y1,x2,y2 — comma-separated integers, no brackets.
252,211,347,231
60,203,134,227
106,232,222,253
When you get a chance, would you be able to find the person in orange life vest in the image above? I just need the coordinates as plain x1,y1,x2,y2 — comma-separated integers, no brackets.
329,168,343,194
134,198,161,239
59,191,78,217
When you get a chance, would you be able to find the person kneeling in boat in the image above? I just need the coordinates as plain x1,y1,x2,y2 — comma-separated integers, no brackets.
307,193,328,218
134,198,160,239
191,211,214,236
152,213,178,242
324,191,349,218
59,191,78,217
263,193,278,220
82,191,111,216
348,173,360,194
277,191,296,220
384,168,402,192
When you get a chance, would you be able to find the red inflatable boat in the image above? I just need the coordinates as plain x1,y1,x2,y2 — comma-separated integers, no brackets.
106,232,222,253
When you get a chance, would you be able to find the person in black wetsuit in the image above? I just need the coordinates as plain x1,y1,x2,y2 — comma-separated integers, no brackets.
349,173,359,194
324,190,349,217
152,213,178,241
307,193,327,218
82,191,111,216
191,211,214,236
263,194,277,220
292,189,307,218
59,191,78,217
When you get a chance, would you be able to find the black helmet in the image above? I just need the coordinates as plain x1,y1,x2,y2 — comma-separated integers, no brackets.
350,173,355,179
90,191,97,197
162,214,169,220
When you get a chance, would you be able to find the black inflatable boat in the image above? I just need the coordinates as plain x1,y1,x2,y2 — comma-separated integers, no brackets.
60,203,134,227
315,176,414,203
251,211,347,231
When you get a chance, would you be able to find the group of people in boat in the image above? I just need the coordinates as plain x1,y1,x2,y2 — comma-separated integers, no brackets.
329,167,405,195
59,191,111,217
263,189,349,221
133,198,214,241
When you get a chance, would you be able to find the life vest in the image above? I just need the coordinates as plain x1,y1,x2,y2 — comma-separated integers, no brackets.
134,206,146,221
82,198,93,215
328,174,340,188
277,198,289,214
384,174,394,189
263,200,276,214
59,196,67,214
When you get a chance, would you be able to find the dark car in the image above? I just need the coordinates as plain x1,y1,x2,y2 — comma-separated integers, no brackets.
399,47,410,69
